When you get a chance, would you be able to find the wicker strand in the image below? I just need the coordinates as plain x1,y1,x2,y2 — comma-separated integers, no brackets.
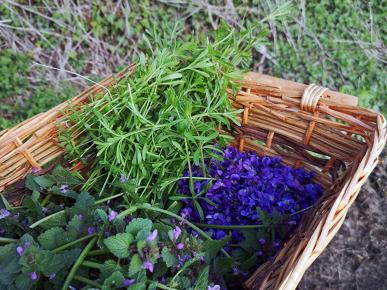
300,84,328,112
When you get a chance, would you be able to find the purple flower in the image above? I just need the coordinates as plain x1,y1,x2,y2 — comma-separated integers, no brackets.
30,272,38,281
59,185,69,194
0,209,10,220
169,226,182,242
49,273,56,280
123,279,135,286
16,246,24,256
176,243,184,250
256,250,263,256
119,174,127,183
147,229,158,242
143,261,154,273
87,227,97,235
177,146,324,264
108,210,118,222
208,285,221,290
181,207,192,219
31,167,40,174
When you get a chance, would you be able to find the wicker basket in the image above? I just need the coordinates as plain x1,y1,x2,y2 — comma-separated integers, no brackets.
0,65,385,289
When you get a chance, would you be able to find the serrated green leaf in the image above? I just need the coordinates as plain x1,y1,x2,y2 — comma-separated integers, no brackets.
37,227,66,250
214,256,234,275
194,265,209,290
25,174,40,191
74,191,95,211
33,175,56,188
100,260,122,281
15,274,32,290
128,283,146,290
104,233,133,258
128,254,142,276
161,247,177,267
102,270,124,290
94,208,108,223
125,218,152,237
203,235,230,263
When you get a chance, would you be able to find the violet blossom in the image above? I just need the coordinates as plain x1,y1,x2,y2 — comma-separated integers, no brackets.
0,209,10,220
30,272,38,281
108,210,118,222
146,229,158,242
59,185,69,194
143,261,154,273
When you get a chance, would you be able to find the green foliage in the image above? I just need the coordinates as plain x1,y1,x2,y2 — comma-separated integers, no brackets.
64,23,262,205
0,168,213,289
103,233,133,258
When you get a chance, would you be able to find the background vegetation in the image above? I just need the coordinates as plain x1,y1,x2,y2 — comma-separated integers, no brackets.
0,1,386,289
0,0,385,130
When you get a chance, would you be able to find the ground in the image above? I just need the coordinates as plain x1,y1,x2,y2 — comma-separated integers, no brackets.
0,1,385,289
299,149,387,290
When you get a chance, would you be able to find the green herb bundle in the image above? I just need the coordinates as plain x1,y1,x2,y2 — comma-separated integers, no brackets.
63,22,264,205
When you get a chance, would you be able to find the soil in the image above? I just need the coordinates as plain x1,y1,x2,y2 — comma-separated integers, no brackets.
298,148,387,290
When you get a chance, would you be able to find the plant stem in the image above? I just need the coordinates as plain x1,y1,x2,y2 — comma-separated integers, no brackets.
52,234,97,253
82,260,103,269
193,223,267,229
88,249,110,256
0,237,18,243
73,275,102,288
61,236,97,290
41,193,52,207
29,209,64,229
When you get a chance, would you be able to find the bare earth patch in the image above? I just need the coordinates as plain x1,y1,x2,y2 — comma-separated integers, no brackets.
299,148,387,290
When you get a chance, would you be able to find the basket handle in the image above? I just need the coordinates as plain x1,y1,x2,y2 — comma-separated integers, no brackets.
300,84,328,112
243,72,358,107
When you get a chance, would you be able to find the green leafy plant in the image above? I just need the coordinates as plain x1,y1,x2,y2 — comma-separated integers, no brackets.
62,23,266,205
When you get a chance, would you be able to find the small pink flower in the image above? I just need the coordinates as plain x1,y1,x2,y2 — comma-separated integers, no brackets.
169,226,182,242
146,229,158,242
143,261,154,273
30,272,38,281
16,246,24,256
119,174,127,183
108,210,118,222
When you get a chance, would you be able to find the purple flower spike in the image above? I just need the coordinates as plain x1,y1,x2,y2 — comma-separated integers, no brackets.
208,284,221,290
143,261,154,273
30,272,38,281
119,174,127,183
49,273,56,280
108,210,118,222
16,246,24,256
0,209,10,220
123,279,135,287
176,243,184,250
59,185,69,194
146,229,158,242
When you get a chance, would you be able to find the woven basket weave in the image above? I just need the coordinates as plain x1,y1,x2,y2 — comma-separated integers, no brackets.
0,65,385,289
